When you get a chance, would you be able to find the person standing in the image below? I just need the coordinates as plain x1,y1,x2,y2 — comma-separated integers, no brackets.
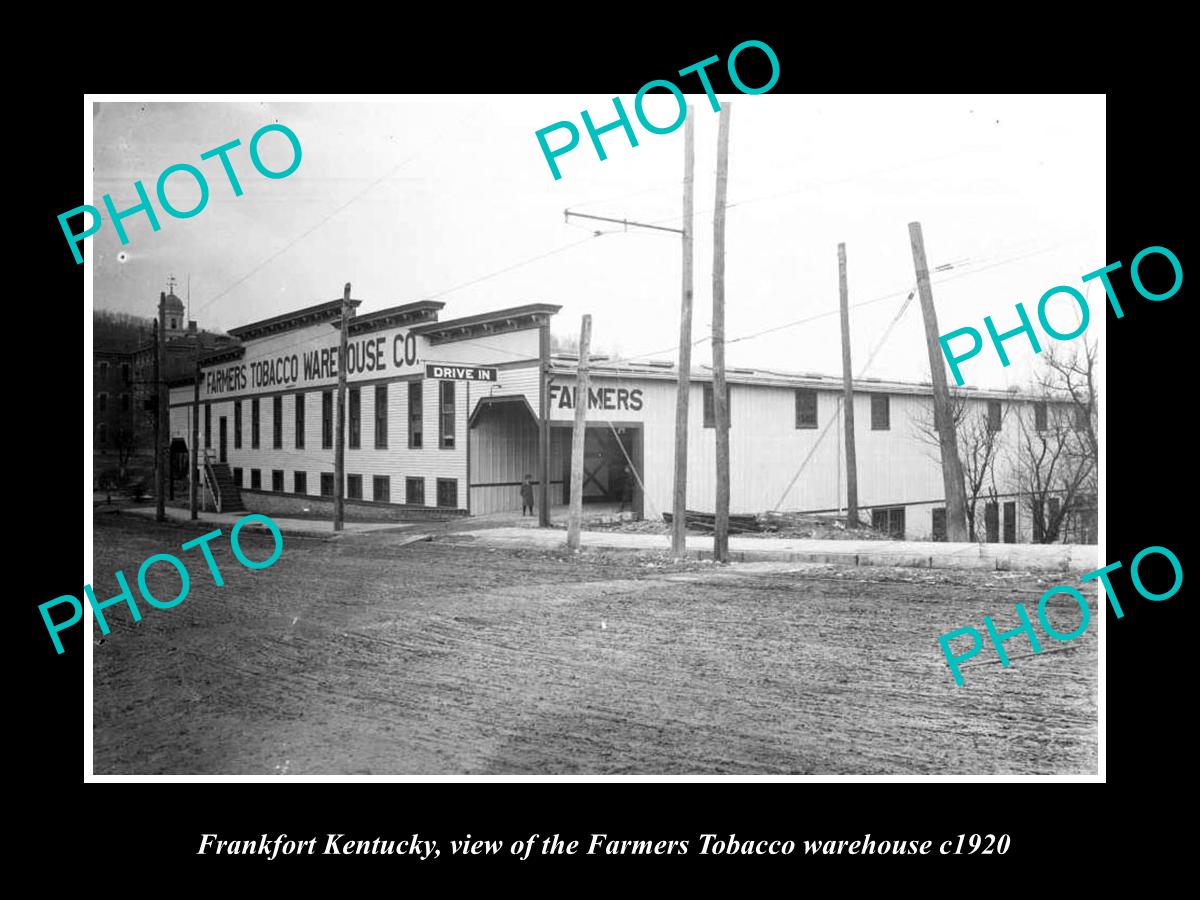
520,474,535,517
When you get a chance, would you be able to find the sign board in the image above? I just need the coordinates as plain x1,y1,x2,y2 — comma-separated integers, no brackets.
426,364,498,382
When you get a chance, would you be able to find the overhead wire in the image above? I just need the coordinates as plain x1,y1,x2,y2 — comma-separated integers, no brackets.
768,287,919,512
191,105,486,320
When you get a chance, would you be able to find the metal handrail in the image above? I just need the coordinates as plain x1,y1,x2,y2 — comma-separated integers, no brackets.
201,450,222,513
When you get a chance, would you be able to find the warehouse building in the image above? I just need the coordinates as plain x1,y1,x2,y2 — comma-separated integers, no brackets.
169,296,1092,542
169,296,559,518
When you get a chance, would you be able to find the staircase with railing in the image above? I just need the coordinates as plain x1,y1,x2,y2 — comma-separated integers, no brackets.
201,448,246,513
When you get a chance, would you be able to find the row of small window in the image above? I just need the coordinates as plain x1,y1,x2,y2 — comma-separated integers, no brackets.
205,381,457,452
702,385,1081,434
96,393,131,412
236,470,459,507
97,362,131,384
931,498,1062,543
701,385,897,430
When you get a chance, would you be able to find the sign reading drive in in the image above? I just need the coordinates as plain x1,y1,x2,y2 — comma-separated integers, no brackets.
426,364,498,382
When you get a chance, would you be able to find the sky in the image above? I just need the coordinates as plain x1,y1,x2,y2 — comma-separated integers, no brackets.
90,95,1105,391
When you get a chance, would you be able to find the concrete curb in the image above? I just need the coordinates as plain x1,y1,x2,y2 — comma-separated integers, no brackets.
451,528,1100,574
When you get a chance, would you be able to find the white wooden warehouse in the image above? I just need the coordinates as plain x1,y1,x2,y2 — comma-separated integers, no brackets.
169,297,1087,542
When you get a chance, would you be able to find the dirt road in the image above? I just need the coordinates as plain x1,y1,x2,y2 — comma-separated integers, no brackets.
92,514,1097,774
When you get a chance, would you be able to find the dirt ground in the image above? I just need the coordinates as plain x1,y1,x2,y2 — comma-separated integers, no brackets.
91,513,1097,775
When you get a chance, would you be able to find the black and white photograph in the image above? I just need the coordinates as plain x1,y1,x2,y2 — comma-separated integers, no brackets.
82,92,1108,776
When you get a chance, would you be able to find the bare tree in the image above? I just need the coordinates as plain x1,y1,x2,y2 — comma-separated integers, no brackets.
912,390,1010,541
1015,338,1098,543
112,426,139,481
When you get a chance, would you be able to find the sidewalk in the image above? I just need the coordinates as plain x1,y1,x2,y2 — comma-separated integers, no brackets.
121,505,411,537
449,526,1100,573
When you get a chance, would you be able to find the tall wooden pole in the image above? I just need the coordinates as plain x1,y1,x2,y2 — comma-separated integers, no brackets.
155,293,166,522
190,338,200,519
671,109,696,558
334,282,350,532
909,222,968,541
711,102,732,562
567,315,592,550
538,323,551,527
838,243,859,528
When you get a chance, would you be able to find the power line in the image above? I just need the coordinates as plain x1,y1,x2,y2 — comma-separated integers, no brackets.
596,237,1086,369
645,147,987,228
769,288,918,512
192,107,484,320
426,231,615,301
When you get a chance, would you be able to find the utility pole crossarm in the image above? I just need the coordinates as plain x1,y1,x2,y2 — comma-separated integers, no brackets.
563,209,686,236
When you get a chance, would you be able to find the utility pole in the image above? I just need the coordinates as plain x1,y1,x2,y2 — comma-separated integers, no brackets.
190,337,200,519
909,221,968,541
538,324,551,527
334,282,351,532
711,102,732,563
155,293,166,522
838,243,859,528
671,108,695,558
567,315,592,550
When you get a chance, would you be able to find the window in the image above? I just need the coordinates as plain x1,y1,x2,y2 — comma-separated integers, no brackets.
932,507,947,541
205,403,212,447
1074,405,1090,432
121,393,130,411
99,361,109,382
251,398,260,448
234,401,242,448
1003,501,1016,544
987,400,1002,432
373,475,391,503
794,388,818,429
406,476,425,505
375,384,388,449
347,474,363,499
985,501,999,543
233,467,243,487
439,381,456,448
349,388,361,449
272,469,284,492
703,383,731,428
322,390,333,449
250,469,262,490
294,471,306,494
871,506,905,539
870,394,890,430
98,393,108,412
320,472,334,497
122,363,130,383
1034,401,1048,432
295,394,305,448
273,396,283,449
1033,500,1045,542
98,423,108,444
408,381,423,448
1049,497,1061,526
436,478,457,508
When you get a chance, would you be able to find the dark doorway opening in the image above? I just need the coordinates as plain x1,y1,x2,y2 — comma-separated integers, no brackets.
558,424,642,518
871,506,906,539
932,507,946,541
1003,501,1017,543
